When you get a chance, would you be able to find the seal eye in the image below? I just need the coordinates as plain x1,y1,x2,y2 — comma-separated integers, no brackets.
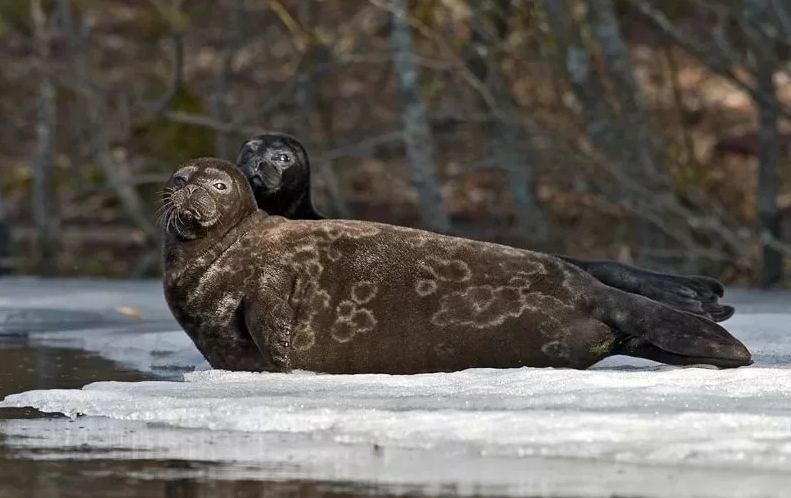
274,153,291,163
172,176,187,189
213,182,227,191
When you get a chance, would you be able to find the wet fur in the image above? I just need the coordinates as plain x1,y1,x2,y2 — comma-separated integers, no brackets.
236,133,735,323
162,158,752,374
236,132,321,220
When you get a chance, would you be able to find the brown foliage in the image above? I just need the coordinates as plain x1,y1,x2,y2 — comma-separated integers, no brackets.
0,0,790,285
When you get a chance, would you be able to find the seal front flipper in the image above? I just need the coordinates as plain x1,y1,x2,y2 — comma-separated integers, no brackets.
241,294,294,372
592,287,752,369
561,256,734,322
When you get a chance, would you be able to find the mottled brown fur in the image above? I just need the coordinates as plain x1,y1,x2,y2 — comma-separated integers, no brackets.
162,158,753,374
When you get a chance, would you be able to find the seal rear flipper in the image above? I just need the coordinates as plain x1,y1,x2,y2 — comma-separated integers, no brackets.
631,273,734,322
616,336,752,369
561,256,734,322
595,290,752,369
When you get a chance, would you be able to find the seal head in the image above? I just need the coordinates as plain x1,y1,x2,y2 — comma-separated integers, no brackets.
162,157,258,241
235,132,321,219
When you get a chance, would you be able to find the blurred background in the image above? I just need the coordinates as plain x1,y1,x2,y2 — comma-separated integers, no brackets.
0,0,790,287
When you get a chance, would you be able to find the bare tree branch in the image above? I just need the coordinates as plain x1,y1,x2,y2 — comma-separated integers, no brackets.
142,32,185,117
163,111,262,135
627,0,791,122
210,0,242,159
389,0,450,233
56,0,159,244
138,0,187,116
296,0,314,142
314,131,404,163
367,0,503,119
543,0,620,158
467,1,555,248
587,0,690,270
296,0,352,218
768,0,791,38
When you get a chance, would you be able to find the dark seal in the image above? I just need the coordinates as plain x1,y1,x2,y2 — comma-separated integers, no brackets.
161,157,752,375
236,132,321,220
236,133,735,323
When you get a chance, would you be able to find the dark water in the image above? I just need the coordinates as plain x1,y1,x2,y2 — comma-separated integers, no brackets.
0,340,464,498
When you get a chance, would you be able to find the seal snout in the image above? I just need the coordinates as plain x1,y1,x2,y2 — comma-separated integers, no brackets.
166,182,221,234
178,191,219,227
238,160,273,191
181,207,202,221
258,160,284,191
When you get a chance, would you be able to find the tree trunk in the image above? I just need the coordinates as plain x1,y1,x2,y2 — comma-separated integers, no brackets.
748,0,784,287
755,68,783,287
301,1,352,218
390,0,451,233
31,0,59,276
467,1,556,249
586,0,677,271
296,0,314,143
0,188,12,276
212,0,241,160
543,0,619,157
58,0,159,246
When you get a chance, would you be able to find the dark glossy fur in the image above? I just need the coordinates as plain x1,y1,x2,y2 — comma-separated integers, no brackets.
236,132,321,220
162,158,752,374
236,133,735,323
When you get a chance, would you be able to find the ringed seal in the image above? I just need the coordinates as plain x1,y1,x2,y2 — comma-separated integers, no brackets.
236,133,735,323
236,132,322,220
161,157,752,374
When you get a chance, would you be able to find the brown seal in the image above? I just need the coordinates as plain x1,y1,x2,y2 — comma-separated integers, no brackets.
236,132,734,323
161,157,752,374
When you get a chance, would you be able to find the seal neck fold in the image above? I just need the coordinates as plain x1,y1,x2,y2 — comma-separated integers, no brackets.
164,210,264,285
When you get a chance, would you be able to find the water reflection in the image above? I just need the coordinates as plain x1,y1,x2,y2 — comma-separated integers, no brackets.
0,339,154,419
0,340,438,498
0,457,429,498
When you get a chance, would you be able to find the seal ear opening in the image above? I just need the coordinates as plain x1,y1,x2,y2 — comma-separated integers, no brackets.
599,291,753,369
